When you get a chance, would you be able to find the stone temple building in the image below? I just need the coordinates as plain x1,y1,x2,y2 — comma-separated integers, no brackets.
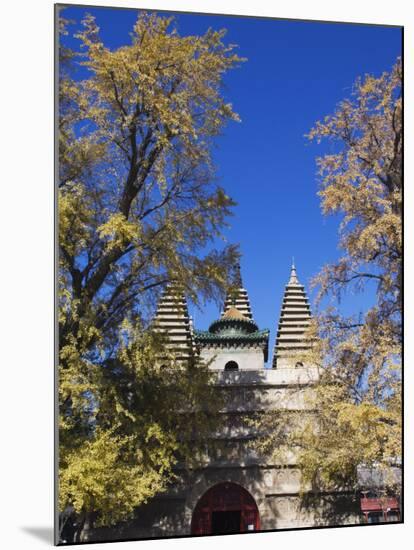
90,262,359,541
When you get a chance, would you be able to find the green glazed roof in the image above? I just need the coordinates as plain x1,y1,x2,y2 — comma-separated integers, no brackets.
208,316,260,335
194,328,270,362
194,328,269,342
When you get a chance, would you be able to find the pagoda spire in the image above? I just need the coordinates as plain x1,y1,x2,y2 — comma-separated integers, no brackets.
153,282,195,363
272,262,313,369
288,259,300,285
221,262,253,320
233,262,243,288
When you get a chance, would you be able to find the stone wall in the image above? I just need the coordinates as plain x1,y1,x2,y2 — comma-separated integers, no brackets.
87,466,359,541
83,366,360,543
200,346,265,371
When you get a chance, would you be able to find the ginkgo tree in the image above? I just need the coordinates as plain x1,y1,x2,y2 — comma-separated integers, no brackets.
58,10,244,541
254,59,402,495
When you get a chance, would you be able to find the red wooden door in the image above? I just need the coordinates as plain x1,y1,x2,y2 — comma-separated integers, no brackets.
191,482,260,535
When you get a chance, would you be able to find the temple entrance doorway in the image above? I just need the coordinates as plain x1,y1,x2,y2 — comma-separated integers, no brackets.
191,482,260,535
211,510,241,534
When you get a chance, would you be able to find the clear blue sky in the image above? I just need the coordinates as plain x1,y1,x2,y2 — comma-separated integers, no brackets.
60,5,402,365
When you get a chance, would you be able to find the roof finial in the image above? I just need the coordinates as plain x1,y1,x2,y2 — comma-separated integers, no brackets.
233,262,243,288
288,259,299,285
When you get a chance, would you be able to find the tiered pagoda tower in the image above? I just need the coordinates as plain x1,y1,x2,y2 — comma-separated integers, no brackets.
272,262,313,369
221,263,253,319
152,283,195,363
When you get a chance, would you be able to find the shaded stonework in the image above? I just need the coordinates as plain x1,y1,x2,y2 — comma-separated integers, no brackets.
83,264,360,542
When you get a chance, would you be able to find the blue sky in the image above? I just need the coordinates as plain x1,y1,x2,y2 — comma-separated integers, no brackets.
60,5,402,365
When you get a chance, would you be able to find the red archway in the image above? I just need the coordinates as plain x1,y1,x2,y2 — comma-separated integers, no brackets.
191,482,260,535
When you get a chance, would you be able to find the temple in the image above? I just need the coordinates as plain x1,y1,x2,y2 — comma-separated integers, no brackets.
89,261,362,541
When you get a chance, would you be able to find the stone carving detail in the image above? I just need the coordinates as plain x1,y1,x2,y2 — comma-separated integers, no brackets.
288,497,298,513
276,470,285,483
264,471,274,488
277,498,289,516
291,469,301,483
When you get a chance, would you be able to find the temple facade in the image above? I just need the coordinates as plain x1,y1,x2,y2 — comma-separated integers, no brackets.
90,263,360,542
